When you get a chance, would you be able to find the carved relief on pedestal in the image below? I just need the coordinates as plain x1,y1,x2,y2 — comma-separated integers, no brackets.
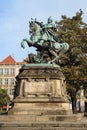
19,67,64,79
60,79,68,99
19,77,66,98
54,80,62,97
19,78,53,97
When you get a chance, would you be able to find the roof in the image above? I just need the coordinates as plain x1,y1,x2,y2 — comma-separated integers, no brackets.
0,56,16,65
0,55,25,65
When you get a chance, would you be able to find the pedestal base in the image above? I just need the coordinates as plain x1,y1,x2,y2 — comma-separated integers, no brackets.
9,64,73,121
9,97,72,116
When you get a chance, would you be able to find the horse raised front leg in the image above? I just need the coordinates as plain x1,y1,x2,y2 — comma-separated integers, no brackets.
21,40,26,48
21,38,33,48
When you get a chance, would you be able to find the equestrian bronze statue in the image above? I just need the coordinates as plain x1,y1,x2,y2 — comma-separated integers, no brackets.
21,17,69,64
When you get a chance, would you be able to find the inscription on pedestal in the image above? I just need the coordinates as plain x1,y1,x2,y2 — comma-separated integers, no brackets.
24,81,53,97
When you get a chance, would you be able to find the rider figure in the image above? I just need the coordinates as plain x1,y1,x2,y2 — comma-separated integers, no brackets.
39,16,56,44
42,16,56,42
43,16,56,30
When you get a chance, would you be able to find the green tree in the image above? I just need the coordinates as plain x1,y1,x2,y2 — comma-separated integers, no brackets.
0,87,10,107
56,9,87,113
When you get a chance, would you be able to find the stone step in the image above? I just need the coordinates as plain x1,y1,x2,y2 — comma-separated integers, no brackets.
0,127,87,130
0,121,87,130
0,114,82,122
9,109,72,115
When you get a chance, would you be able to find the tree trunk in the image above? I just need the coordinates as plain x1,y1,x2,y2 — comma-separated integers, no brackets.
71,97,77,113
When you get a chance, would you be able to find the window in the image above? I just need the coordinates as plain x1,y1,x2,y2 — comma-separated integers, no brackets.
10,68,15,75
4,68,9,75
0,68,3,75
0,78,2,85
9,89,14,95
10,79,15,85
5,78,8,85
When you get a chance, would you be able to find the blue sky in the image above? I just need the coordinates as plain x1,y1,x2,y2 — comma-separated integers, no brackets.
0,0,87,62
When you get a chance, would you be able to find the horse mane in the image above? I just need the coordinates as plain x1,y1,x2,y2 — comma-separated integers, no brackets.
35,21,43,28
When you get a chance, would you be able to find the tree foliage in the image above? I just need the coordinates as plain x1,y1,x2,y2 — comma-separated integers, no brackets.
0,87,10,107
56,9,87,113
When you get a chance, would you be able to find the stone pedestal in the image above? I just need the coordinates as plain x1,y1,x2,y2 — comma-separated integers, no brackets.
9,64,72,121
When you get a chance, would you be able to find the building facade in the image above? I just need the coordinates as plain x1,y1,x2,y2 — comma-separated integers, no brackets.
0,56,25,100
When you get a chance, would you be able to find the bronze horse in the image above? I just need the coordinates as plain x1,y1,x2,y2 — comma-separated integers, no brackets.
21,20,69,63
